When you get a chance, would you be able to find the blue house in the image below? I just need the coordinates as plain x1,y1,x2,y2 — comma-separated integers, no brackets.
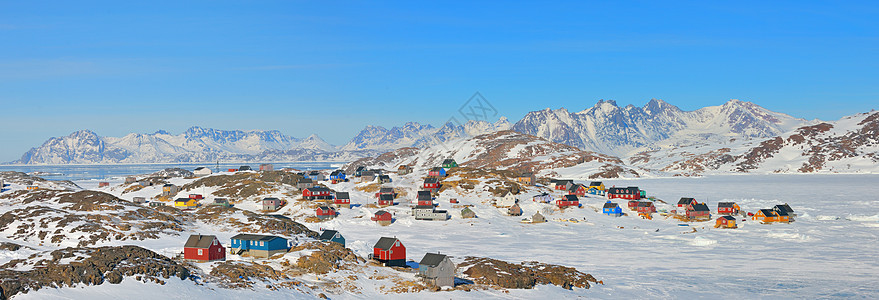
603,201,623,217
329,170,346,181
230,234,290,258
319,230,345,247
587,187,605,196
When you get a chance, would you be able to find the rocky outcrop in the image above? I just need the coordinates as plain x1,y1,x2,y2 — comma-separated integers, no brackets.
460,257,598,290
291,241,365,274
180,171,305,199
194,205,317,238
0,245,190,300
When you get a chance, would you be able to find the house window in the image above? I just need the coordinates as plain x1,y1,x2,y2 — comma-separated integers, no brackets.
198,249,203,255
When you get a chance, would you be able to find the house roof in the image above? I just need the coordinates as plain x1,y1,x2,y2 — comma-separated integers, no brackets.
317,206,334,212
330,170,343,176
306,186,331,192
442,159,456,164
163,184,175,187
637,201,654,207
603,202,618,209
184,234,218,249
263,197,280,202
419,253,448,267
379,194,394,201
398,165,411,169
589,181,602,186
773,209,789,216
375,210,390,216
563,194,578,201
424,177,438,184
417,191,432,201
335,192,350,199
719,215,736,220
174,198,191,203
430,167,444,172
319,230,340,241
608,187,639,194
556,179,573,185
378,175,390,180
298,178,313,184
374,237,400,250
691,203,710,211
414,205,434,209
379,187,394,193
194,167,206,171
678,197,696,205
230,234,284,242
519,172,533,177
774,204,794,213
718,202,736,207
758,209,776,217
355,166,365,171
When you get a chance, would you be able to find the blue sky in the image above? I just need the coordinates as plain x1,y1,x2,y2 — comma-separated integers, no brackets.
1,1,877,161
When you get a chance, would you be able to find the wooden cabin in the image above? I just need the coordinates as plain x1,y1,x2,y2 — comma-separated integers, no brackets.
397,165,413,175
496,193,518,207
189,194,204,200
98,182,110,188
378,194,395,207
677,198,698,216
686,203,711,220
183,234,225,262
296,178,314,189
174,198,198,208
627,199,640,210
161,184,178,197
568,184,587,196
354,166,366,177
378,174,392,184
441,159,458,169
773,204,796,222
516,172,535,186
553,180,574,191
132,196,146,204
531,211,547,223
373,237,406,267
375,187,396,199
329,170,346,181
716,216,737,229
125,176,137,184
461,207,477,219
418,253,455,287
303,186,332,200
636,201,657,214
319,230,345,246
210,197,231,207
230,234,290,258
193,167,212,176
428,167,447,177
508,203,523,216
416,191,433,207
608,187,641,200
557,194,580,208
752,209,790,223
334,192,351,208
717,202,741,215
262,197,284,211
316,206,337,220
423,177,440,192
371,210,393,226
602,201,623,217
588,181,605,191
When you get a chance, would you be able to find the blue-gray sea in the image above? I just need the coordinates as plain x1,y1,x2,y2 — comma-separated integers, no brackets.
0,162,342,181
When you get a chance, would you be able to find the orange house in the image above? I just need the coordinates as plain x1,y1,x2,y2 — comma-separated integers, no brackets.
752,209,790,223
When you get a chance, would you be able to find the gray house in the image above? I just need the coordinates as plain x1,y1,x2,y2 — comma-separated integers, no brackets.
211,197,231,207
296,178,314,189
412,205,449,221
263,197,284,211
361,170,377,182
461,207,477,219
378,174,392,184
418,253,455,288
132,197,146,204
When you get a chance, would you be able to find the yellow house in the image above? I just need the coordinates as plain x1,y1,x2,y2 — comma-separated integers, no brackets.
174,198,198,208
588,181,605,191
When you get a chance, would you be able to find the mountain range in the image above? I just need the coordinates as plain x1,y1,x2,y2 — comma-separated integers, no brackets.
11,99,878,175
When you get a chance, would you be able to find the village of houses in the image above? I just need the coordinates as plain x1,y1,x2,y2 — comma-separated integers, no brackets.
40,157,801,293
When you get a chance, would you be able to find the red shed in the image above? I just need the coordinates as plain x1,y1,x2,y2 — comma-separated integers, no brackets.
189,194,204,200
98,182,110,188
373,237,406,267
371,210,393,226
183,234,225,262
228,169,238,172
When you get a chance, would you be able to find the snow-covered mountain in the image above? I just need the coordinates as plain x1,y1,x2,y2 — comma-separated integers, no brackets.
342,118,512,151
14,127,347,164
512,99,809,157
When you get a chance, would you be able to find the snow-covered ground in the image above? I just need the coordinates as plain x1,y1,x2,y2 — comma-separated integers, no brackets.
7,173,879,299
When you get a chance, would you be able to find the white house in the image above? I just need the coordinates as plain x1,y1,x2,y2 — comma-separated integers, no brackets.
496,192,518,207
193,167,212,177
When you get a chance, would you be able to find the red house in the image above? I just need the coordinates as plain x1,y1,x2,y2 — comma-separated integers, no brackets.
228,169,238,172
303,186,332,200
423,177,440,190
183,234,225,262
627,200,640,210
568,184,587,196
556,194,579,208
378,194,395,206
316,206,336,220
636,201,657,213
717,202,740,215
677,198,698,216
374,187,395,199
98,182,110,188
189,194,204,200
686,203,710,219
373,237,406,267
371,210,393,226
334,192,351,207
416,191,433,207
608,187,642,200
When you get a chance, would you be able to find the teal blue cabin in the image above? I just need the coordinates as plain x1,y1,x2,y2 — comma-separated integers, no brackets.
230,234,290,258
319,230,345,247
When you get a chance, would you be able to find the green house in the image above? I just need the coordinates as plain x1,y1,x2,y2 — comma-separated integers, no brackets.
441,159,458,169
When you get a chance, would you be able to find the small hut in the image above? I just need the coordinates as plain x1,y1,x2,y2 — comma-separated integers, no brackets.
508,203,523,216
461,207,477,219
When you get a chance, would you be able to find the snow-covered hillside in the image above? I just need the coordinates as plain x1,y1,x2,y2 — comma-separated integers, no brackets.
512,99,809,157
